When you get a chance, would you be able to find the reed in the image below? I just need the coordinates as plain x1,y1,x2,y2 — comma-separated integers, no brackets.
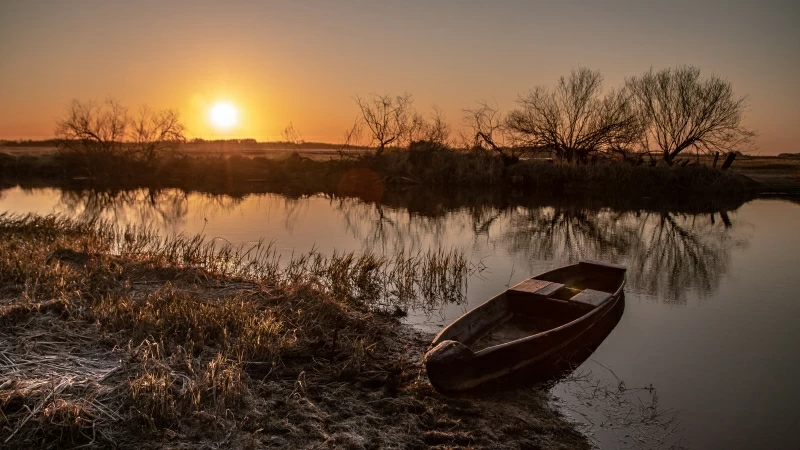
0,214,588,449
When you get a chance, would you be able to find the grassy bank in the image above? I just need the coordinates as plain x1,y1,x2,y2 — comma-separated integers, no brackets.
0,214,589,449
0,148,759,199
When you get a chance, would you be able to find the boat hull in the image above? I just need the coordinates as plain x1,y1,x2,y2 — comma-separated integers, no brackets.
425,261,626,392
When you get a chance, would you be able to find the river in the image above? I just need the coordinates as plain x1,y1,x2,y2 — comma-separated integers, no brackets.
1,186,797,449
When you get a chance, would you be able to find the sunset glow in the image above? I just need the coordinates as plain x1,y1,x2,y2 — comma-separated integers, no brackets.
0,1,796,149
208,102,239,132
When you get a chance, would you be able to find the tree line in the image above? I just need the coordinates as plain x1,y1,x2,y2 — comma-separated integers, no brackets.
53,65,754,168
351,66,754,165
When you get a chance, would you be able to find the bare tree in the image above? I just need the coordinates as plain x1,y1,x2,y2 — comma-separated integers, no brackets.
354,93,414,155
130,106,185,164
427,106,451,146
626,66,755,165
337,118,364,159
56,98,185,172
55,98,129,159
281,122,303,151
463,101,512,158
406,105,451,146
505,68,641,163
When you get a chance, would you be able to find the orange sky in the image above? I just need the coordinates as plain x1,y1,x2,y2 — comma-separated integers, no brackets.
0,0,797,154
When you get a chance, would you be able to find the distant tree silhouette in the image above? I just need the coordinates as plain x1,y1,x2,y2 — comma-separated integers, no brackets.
56,98,128,158
130,106,184,164
281,122,303,151
354,93,414,155
463,101,517,162
505,68,641,163
55,98,184,174
626,66,755,165
406,105,451,147
336,118,364,159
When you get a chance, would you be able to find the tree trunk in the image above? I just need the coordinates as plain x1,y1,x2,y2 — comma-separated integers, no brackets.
663,150,674,166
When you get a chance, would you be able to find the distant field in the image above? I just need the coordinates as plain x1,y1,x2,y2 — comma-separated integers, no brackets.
729,155,800,193
0,144,363,161
0,146,58,156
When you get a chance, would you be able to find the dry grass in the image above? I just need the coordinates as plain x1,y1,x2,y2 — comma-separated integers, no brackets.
0,214,589,449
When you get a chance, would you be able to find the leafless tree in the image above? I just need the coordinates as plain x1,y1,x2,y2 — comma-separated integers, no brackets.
130,106,185,164
406,105,451,146
337,118,364,159
626,66,755,165
505,68,641,163
463,101,512,157
281,122,303,151
55,98,185,171
354,93,414,155
55,98,129,158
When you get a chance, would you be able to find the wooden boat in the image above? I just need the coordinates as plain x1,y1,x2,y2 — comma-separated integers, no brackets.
424,260,626,392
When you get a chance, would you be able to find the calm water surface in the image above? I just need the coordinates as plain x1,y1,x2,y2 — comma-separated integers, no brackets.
1,187,798,449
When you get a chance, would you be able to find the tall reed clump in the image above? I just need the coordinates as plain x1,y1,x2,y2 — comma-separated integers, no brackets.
0,213,470,448
111,222,468,311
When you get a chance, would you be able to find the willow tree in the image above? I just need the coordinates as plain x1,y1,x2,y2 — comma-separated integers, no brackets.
505,68,641,163
626,66,755,165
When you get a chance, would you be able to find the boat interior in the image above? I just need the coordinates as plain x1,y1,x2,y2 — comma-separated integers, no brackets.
439,261,626,352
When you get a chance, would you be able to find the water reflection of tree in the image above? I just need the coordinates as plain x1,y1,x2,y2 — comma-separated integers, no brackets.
58,189,187,227
54,187,747,303
500,208,640,264
335,197,451,251
626,211,743,303
497,207,745,303
335,195,746,304
57,189,241,231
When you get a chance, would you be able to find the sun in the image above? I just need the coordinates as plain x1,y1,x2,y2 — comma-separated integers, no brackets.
208,102,239,131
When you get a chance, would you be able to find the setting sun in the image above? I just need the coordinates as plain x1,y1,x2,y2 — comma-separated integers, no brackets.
209,102,239,131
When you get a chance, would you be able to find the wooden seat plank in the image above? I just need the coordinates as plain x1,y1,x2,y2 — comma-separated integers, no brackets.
571,289,611,307
508,279,552,295
508,279,565,297
534,282,564,297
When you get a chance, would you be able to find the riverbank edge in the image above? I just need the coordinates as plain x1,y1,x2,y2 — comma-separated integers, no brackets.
0,150,768,198
0,214,590,449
